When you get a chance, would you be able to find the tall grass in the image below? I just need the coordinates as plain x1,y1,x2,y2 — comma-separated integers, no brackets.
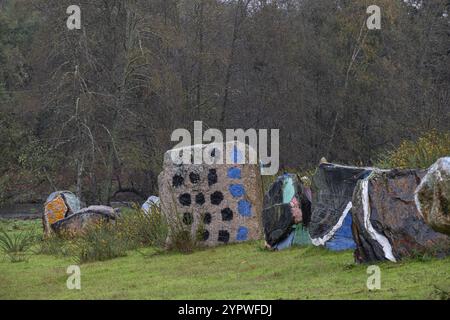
118,205,168,250
0,229,36,262
70,221,129,264
162,189,203,254
37,233,72,257
8,201,204,264
60,205,170,263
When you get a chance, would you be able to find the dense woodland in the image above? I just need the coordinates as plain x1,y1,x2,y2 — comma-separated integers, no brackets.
0,0,449,205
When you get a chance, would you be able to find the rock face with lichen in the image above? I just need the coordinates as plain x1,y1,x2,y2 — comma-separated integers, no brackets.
43,191,81,235
415,157,450,236
51,205,120,235
158,142,263,246
352,169,450,263
44,191,118,236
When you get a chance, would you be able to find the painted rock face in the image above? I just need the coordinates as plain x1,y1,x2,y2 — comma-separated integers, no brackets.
352,169,450,263
43,191,81,235
51,205,119,235
158,142,263,246
309,163,372,251
45,195,68,225
262,173,312,249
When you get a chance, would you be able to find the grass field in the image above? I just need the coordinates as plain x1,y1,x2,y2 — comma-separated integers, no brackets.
0,219,449,300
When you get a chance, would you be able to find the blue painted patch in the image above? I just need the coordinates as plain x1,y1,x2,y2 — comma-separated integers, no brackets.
229,184,245,198
325,212,356,251
228,167,241,179
273,230,295,250
230,145,243,164
238,200,252,217
282,177,295,204
236,226,249,241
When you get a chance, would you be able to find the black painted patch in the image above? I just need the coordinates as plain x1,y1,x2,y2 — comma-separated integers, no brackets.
179,193,191,206
218,230,230,243
208,169,218,186
183,212,193,225
203,212,212,225
210,191,224,205
195,193,205,205
210,148,221,161
172,174,184,188
189,172,201,184
201,229,210,241
221,208,233,221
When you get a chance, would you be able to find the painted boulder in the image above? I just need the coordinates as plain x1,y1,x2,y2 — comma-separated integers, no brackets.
142,196,161,214
262,173,312,249
43,191,81,235
352,169,450,263
309,163,372,251
51,205,120,235
158,141,263,246
415,157,450,235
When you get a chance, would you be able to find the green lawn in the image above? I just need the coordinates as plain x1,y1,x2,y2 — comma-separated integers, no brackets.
0,219,449,300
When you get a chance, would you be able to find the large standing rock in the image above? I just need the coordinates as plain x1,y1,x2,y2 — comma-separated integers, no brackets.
262,173,312,249
51,205,119,235
309,163,373,251
415,157,450,235
43,191,81,235
352,169,450,263
158,142,263,246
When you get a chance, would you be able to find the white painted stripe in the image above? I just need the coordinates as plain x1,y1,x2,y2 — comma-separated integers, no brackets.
311,201,353,246
361,178,397,262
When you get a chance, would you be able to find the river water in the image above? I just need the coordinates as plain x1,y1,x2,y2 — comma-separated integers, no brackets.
0,203,42,220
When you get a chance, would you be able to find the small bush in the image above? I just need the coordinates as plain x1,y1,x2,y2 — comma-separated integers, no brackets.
37,234,72,257
70,221,129,264
376,130,450,169
0,229,36,262
35,205,170,263
117,205,168,251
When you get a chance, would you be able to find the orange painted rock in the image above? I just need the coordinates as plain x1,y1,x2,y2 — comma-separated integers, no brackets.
43,191,81,235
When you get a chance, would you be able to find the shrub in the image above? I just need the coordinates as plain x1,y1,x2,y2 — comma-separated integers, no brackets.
70,221,129,264
376,130,450,169
36,205,171,263
37,234,72,257
117,205,169,251
0,228,36,262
